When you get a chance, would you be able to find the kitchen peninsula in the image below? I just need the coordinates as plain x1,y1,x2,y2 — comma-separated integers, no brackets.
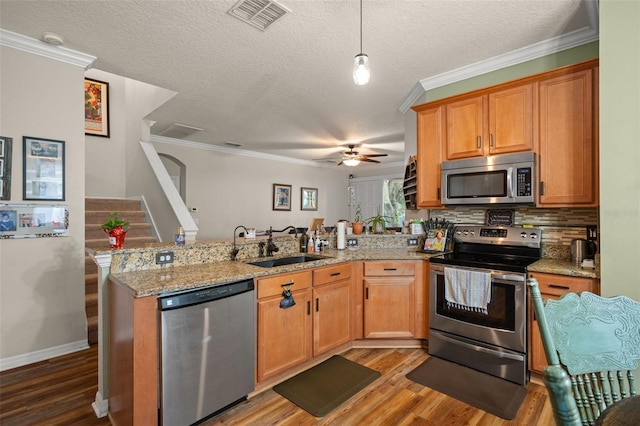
94,233,599,425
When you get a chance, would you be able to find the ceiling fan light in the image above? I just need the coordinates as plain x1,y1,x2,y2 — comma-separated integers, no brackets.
353,54,370,85
343,158,361,167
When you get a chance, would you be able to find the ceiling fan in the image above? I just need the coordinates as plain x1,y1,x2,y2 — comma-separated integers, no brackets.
316,144,388,166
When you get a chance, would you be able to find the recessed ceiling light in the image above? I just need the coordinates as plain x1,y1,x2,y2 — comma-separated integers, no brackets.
42,32,64,46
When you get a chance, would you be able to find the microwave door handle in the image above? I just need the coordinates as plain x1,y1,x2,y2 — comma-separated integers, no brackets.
507,167,514,198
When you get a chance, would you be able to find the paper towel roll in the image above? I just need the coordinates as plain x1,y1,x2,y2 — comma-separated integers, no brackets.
337,222,346,250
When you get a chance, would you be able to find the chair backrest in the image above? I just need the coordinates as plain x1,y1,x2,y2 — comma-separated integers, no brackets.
527,278,640,426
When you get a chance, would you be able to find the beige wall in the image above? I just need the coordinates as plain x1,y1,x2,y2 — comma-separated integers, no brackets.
153,141,353,239
0,47,87,361
599,0,640,300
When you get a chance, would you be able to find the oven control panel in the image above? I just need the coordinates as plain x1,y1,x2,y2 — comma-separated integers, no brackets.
454,225,541,247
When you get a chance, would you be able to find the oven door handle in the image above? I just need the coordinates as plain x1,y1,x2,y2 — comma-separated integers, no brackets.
433,331,525,361
491,273,525,283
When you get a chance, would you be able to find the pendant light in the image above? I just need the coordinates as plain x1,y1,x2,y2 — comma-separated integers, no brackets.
353,0,370,85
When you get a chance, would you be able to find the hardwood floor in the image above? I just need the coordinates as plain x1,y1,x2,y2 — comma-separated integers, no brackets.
0,345,554,425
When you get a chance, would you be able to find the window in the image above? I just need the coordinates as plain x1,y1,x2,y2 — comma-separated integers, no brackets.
382,178,405,227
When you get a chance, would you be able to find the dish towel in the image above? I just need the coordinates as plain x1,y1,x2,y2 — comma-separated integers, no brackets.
444,267,492,314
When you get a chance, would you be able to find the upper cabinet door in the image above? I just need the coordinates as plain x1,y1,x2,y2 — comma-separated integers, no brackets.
488,84,534,155
416,106,444,208
538,69,597,206
445,95,485,160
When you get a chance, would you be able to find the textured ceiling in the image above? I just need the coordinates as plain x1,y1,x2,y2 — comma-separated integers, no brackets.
0,0,597,167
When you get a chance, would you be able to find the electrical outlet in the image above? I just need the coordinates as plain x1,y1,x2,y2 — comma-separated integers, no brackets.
156,251,174,265
586,225,598,241
347,238,358,247
407,238,418,246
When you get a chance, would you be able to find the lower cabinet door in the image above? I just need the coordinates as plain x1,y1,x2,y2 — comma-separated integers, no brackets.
363,277,415,338
257,289,312,382
313,279,351,356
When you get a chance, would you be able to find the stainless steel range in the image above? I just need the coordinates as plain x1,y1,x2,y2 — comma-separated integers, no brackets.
429,225,542,385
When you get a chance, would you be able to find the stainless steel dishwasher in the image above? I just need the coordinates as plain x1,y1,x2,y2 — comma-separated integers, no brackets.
158,279,255,426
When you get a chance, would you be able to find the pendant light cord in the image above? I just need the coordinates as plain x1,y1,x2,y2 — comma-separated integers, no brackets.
359,0,363,54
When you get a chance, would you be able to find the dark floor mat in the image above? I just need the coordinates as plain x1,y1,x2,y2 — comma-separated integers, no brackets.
273,355,381,417
406,356,527,420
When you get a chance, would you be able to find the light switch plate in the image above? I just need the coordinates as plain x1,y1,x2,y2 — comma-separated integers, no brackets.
586,225,597,241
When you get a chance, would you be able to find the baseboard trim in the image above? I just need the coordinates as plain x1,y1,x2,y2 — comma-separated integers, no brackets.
0,339,89,372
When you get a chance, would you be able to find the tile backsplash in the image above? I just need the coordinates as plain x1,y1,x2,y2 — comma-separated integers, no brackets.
407,206,599,259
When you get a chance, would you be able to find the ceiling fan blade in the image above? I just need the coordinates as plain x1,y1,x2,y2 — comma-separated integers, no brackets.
337,160,344,166
360,158,381,163
360,153,388,158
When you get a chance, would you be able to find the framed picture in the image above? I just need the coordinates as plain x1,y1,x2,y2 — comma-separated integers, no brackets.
301,187,318,211
23,137,65,201
85,78,110,137
423,228,448,252
0,136,12,200
272,183,291,211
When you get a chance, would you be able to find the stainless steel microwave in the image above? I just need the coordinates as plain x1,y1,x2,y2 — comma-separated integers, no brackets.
441,152,535,206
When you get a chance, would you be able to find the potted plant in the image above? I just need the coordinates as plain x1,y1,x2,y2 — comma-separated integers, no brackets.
351,203,365,235
365,208,391,234
101,212,130,249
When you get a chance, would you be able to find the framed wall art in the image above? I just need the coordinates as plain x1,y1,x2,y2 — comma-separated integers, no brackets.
23,136,65,201
0,136,12,200
272,183,291,211
0,203,69,239
301,187,318,211
85,78,110,137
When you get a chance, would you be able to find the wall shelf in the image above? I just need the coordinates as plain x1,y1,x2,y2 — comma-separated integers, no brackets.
403,156,417,210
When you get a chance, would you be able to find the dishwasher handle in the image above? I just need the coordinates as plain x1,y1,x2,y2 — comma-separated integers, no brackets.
159,279,254,310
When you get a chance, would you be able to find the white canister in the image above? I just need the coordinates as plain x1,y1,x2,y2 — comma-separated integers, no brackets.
336,221,347,250
410,221,423,235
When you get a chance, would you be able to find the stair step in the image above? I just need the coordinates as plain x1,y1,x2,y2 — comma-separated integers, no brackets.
85,210,147,225
86,293,98,317
86,222,152,240
85,198,142,212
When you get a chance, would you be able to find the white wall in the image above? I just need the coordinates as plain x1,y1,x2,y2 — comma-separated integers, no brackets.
85,70,128,197
153,140,353,239
0,47,87,363
599,0,640,300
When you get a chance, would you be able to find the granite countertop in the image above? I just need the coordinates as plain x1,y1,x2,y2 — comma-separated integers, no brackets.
107,245,600,298
528,258,599,279
109,248,439,297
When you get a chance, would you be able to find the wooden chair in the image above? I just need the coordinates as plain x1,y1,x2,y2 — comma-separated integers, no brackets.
527,278,640,425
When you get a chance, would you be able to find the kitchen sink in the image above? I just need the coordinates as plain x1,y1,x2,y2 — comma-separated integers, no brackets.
246,254,328,268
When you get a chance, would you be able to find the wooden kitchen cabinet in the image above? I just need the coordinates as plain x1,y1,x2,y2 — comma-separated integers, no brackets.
256,264,353,382
446,95,485,160
312,263,352,356
527,272,599,374
444,84,533,160
416,105,444,208
538,67,598,206
362,260,425,339
256,270,313,382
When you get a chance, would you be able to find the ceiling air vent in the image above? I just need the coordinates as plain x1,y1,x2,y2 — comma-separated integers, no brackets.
227,0,290,31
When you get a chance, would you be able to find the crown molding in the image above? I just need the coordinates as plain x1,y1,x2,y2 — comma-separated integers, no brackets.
399,18,599,113
151,135,403,171
0,28,96,69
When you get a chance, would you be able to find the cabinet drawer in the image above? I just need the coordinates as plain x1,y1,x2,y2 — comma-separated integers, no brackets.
364,261,415,276
528,272,598,297
313,263,351,286
257,270,312,299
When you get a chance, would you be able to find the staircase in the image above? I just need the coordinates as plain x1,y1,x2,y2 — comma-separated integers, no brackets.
85,198,157,345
